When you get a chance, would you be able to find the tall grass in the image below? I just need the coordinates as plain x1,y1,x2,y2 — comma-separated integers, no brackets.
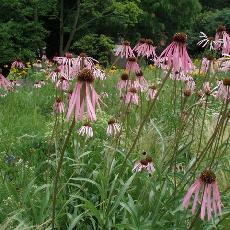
0,67,229,229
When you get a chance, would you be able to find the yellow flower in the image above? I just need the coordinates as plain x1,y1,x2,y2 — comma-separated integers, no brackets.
110,69,116,74
95,63,101,69
21,71,27,75
149,64,155,70
4,64,8,68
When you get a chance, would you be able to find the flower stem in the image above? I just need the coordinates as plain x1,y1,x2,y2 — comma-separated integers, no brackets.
118,67,172,178
51,118,75,229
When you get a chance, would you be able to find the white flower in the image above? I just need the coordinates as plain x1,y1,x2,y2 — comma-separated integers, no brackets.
78,124,93,138
197,32,222,50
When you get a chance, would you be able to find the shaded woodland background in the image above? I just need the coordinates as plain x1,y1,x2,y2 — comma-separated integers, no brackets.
0,0,229,65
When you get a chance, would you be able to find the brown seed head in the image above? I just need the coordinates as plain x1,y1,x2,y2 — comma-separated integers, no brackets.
136,70,143,77
128,57,137,62
56,97,62,103
223,78,230,86
208,36,214,41
206,55,215,61
129,88,137,94
123,41,130,46
55,67,61,73
197,90,204,98
173,32,187,43
65,52,73,58
140,159,149,166
60,76,67,81
149,85,157,90
146,39,154,45
217,25,226,33
200,170,216,184
83,122,91,127
138,38,146,44
121,72,129,81
77,69,94,83
79,53,87,58
108,118,116,125
184,89,192,97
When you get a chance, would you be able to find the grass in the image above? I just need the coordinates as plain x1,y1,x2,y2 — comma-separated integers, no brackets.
0,67,229,229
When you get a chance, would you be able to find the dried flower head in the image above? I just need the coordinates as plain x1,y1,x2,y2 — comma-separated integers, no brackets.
223,78,230,86
77,69,94,83
216,25,226,33
200,170,216,184
127,57,137,62
184,89,192,97
129,88,137,94
145,39,154,45
123,41,131,46
136,70,144,77
79,53,87,58
173,32,187,43
121,72,129,81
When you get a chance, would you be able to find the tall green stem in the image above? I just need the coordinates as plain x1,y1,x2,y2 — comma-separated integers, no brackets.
51,119,75,229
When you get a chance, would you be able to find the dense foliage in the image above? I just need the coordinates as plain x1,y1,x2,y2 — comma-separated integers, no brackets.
0,0,229,64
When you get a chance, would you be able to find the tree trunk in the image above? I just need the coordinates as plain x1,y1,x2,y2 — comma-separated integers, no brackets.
64,0,80,53
59,0,64,56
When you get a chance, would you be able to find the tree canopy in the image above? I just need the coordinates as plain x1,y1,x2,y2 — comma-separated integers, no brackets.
0,0,229,64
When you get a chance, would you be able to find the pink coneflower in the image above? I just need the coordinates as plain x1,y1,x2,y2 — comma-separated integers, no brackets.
215,78,230,102
125,88,139,105
126,57,141,74
184,79,196,94
219,55,230,72
135,71,148,91
67,68,100,122
203,82,212,96
33,60,42,70
132,153,155,174
115,41,135,59
215,26,230,55
54,98,65,114
107,119,121,137
147,85,158,100
133,38,146,53
56,76,69,91
9,80,18,87
41,54,48,62
157,32,193,74
40,80,46,86
55,52,75,66
183,170,222,221
34,81,42,88
11,59,24,69
197,32,220,51
49,67,63,82
155,57,168,71
117,72,130,90
68,90,73,102
134,39,157,59
201,57,216,74
170,71,188,81
78,123,93,138
92,66,106,80
0,72,12,90
74,53,98,73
